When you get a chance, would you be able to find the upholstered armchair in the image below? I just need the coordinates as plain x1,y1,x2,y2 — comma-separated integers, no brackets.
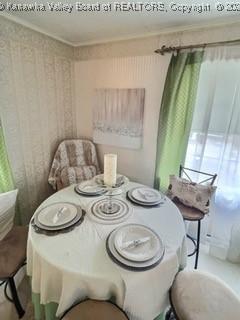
48,139,101,190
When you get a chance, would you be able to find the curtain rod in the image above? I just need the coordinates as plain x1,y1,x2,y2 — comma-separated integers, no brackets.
155,38,240,55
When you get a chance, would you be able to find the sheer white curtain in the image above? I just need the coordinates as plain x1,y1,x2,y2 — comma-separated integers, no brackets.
185,45,240,263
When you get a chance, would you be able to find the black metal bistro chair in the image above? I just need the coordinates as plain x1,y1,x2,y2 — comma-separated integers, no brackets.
170,165,217,269
0,226,28,318
61,299,129,320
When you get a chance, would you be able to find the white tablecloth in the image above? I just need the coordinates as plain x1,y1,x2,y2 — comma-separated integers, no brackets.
27,183,187,320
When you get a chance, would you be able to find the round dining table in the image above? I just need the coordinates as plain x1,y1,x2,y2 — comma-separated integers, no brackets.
27,182,187,320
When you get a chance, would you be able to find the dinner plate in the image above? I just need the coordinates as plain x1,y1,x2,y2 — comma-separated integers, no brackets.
127,191,163,207
106,227,165,271
34,212,82,231
94,174,129,188
131,187,163,204
114,224,161,262
76,181,106,195
37,203,77,227
74,187,107,197
35,203,82,231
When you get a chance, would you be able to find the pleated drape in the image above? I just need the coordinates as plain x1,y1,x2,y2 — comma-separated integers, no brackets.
154,51,203,190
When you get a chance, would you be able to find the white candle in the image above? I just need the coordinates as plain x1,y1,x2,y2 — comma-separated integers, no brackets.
104,154,117,187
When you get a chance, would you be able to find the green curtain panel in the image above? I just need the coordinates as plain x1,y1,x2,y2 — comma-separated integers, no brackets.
154,51,204,191
0,123,14,192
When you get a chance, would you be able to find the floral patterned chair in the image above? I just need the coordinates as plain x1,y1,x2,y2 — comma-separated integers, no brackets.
48,139,101,190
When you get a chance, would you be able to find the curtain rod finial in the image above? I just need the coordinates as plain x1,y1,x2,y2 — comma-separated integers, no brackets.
155,45,166,55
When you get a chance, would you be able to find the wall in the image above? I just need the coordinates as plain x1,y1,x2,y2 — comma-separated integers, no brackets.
74,55,170,186
74,21,240,186
0,16,75,223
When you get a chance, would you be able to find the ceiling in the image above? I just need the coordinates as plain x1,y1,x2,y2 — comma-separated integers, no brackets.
1,0,239,46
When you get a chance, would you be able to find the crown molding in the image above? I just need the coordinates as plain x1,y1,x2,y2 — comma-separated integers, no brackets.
73,17,240,47
1,11,240,48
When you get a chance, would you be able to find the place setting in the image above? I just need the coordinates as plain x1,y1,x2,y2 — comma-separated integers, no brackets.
74,180,107,197
31,202,85,235
126,186,166,208
106,223,165,271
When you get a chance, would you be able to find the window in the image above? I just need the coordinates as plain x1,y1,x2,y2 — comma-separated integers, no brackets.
185,54,240,261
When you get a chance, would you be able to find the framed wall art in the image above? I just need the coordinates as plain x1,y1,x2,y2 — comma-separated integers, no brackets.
93,88,145,149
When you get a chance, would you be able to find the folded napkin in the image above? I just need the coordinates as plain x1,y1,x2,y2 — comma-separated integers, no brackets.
121,237,151,250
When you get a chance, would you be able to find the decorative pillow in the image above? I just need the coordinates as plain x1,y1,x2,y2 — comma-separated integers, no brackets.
60,165,97,188
0,189,18,241
168,175,216,214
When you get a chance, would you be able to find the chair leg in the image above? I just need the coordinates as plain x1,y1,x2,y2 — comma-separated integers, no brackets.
186,234,197,257
194,220,201,269
165,308,173,319
8,277,25,318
